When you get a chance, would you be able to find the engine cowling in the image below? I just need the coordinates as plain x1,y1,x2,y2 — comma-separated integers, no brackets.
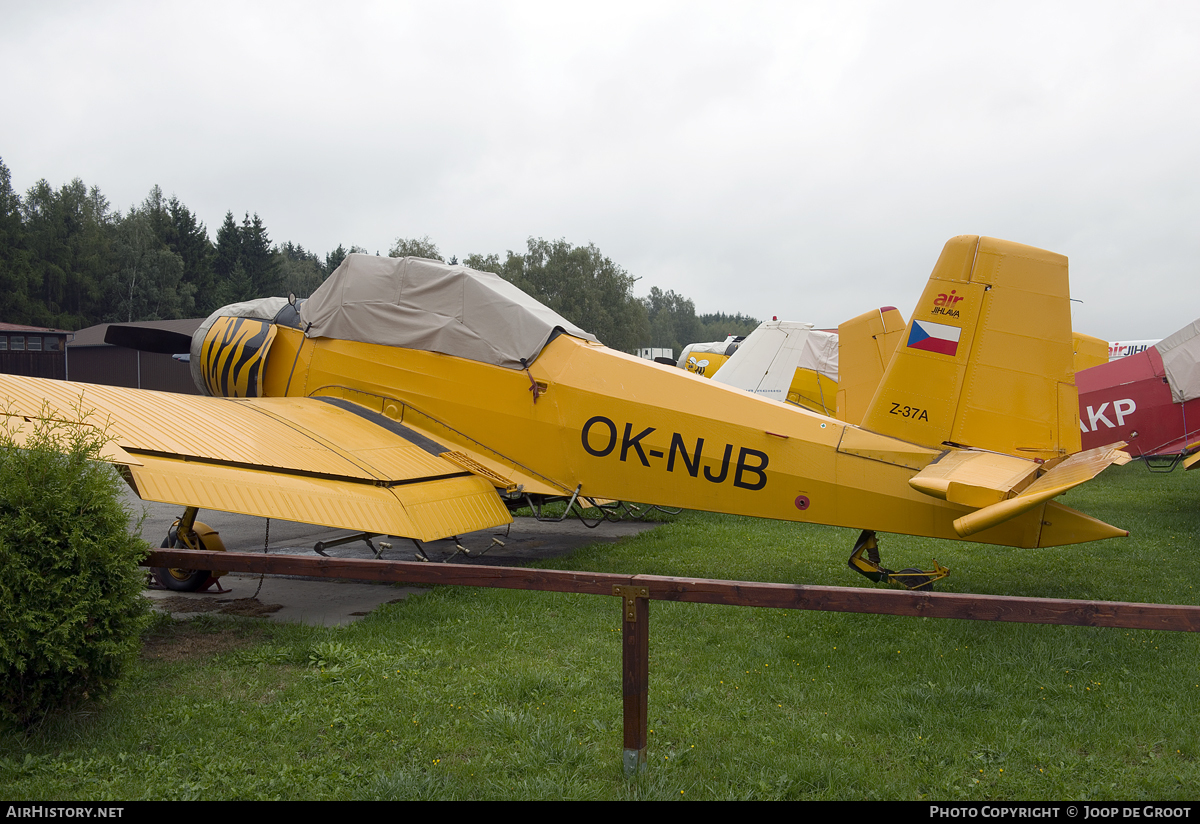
194,315,278,397
188,296,293,397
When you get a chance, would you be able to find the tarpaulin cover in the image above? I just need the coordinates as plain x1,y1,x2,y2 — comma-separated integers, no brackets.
1156,318,1200,403
299,255,596,369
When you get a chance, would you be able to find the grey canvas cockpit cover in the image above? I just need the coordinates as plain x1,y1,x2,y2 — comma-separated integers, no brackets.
298,255,598,369
1156,317,1200,404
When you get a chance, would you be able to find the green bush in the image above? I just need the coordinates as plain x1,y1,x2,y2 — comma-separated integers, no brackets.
0,411,150,728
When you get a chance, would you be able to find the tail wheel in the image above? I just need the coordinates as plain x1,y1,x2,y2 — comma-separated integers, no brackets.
893,568,935,591
847,529,948,590
152,521,226,592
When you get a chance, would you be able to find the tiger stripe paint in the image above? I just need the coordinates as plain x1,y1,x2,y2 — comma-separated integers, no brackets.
201,316,278,398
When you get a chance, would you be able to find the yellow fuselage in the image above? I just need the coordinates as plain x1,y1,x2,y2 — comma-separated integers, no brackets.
260,327,1115,549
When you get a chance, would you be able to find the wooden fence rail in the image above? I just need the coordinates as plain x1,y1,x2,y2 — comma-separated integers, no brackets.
145,549,1200,774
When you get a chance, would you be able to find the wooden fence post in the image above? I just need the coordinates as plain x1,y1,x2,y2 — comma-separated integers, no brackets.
615,585,649,777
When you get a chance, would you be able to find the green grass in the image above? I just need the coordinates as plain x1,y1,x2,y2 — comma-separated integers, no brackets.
2,461,1198,799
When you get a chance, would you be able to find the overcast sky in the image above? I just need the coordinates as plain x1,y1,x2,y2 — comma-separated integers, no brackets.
2,1,1197,340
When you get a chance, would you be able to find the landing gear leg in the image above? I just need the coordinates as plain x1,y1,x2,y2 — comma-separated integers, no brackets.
847,530,948,591
151,506,229,593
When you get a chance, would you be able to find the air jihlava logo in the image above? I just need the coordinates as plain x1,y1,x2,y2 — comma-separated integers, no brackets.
931,289,963,318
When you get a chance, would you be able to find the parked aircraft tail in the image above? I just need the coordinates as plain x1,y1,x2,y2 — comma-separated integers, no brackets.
860,235,1080,461
710,321,838,414
835,306,906,426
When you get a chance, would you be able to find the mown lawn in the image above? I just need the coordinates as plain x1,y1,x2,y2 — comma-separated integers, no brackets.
1,461,1198,800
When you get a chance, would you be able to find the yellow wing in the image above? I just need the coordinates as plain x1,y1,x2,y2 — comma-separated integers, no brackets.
0,374,511,541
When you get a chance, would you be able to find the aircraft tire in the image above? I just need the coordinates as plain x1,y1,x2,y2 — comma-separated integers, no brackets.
152,532,212,593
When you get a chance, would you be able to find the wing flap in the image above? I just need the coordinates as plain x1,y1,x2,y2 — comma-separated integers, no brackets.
125,456,509,541
391,475,516,539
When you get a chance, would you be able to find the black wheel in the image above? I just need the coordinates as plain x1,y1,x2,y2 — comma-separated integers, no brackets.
152,531,212,592
894,568,934,591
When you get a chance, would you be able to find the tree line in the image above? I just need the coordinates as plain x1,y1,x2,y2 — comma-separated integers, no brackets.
0,158,758,354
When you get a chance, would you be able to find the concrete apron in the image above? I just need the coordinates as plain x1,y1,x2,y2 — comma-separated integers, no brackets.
130,489,664,627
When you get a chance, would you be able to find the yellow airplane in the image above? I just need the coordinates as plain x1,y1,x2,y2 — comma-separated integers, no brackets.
0,235,1129,591
705,310,909,421
677,337,740,377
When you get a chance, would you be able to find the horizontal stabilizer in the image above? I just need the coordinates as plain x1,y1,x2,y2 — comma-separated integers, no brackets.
952,443,1130,537
908,449,1040,508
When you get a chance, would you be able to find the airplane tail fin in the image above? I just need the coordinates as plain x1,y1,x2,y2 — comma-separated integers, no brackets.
835,306,907,426
1073,332,1109,372
860,236,1080,460
712,321,838,414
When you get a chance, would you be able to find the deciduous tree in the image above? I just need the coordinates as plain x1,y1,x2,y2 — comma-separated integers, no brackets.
388,235,443,261
472,238,649,353
106,208,192,322
643,286,703,353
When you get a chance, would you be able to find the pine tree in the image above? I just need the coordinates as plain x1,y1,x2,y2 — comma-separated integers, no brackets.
166,197,215,314
240,213,279,296
324,244,349,275
212,211,240,284
0,158,34,324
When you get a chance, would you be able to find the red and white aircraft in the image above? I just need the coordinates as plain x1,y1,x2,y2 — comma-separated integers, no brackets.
1078,319,1200,469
